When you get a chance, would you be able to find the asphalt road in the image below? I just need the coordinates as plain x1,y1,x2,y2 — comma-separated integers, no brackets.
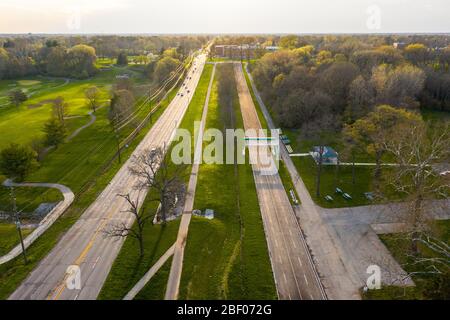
165,64,216,300
9,52,208,300
234,64,325,300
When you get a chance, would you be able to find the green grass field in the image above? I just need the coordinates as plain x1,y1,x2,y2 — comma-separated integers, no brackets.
178,64,276,300
98,64,215,300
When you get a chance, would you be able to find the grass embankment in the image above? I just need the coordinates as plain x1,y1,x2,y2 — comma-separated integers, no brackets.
0,63,185,299
98,64,214,300
0,224,32,257
178,64,276,300
364,220,450,300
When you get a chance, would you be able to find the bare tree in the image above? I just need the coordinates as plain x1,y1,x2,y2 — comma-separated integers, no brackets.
103,193,150,257
52,96,68,125
129,147,187,223
382,122,450,253
85,86,100,113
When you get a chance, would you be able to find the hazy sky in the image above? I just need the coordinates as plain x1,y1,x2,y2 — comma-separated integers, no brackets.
0,0,449,34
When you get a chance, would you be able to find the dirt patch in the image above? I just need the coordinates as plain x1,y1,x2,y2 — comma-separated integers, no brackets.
27,99,59,109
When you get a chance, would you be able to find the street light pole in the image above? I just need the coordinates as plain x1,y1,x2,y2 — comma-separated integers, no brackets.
10,186,28,264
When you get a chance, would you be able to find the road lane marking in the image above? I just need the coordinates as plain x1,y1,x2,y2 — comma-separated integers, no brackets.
304,274,309,286
92,256,100,269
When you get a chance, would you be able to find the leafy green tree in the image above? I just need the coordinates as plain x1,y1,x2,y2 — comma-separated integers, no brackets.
0,143,37,181
279,35,299,49
8,89,27,107
343,105,422,190
66,44,97,78
116,52,128,66
404,43,428,65
154,56,180,84
43,118,67,147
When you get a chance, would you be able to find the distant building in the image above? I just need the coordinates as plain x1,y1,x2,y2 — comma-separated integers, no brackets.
213,44,279,59
311,146,339,165
213,44,257,59
393,42,407,50
115,74,130,79
264,46,280,51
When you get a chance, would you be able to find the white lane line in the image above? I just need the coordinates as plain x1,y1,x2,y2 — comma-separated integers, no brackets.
92,256,100,270
297,257,303,267
292,241,297,249
304,274,309,286
283,273,287,284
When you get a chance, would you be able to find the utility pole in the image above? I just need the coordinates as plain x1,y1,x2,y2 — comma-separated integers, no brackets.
10,186,28,264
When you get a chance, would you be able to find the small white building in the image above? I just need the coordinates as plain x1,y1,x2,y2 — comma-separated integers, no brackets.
311,146,339,165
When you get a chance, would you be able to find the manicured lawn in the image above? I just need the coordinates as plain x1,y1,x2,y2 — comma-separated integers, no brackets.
0,63,186,299
179,64,276,300
98,64,214,300
291,156,376,208
0,184,63,214
364,220,450,300
0,63,149,150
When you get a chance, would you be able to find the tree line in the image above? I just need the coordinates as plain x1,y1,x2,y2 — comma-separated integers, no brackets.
0,35,209,80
